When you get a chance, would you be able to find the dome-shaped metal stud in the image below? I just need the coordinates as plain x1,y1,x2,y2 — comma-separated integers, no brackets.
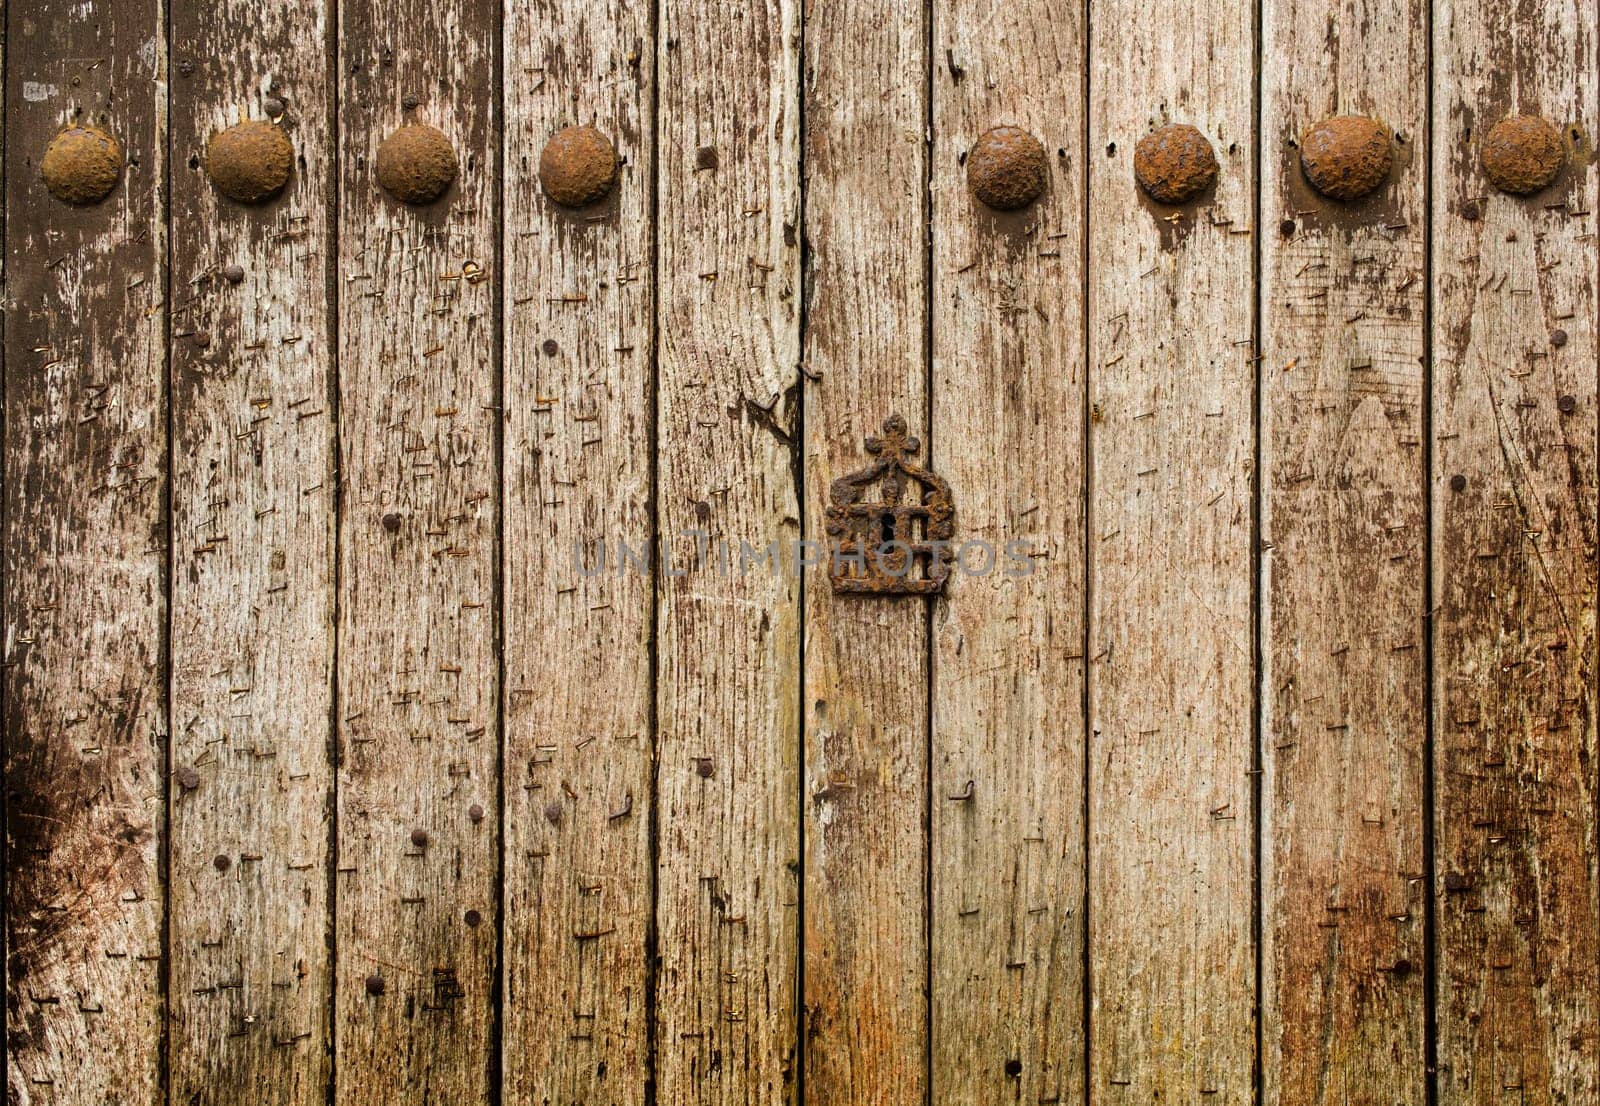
41,124,123,205
539,125,619,208
205,120,294,204
966,125,1048,211
375,124,458,206
1480,115,1566,195
1300,115,1393,201
1133,123,1218,204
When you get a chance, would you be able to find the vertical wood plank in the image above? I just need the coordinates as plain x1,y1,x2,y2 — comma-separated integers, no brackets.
166,8,335,1103
1257,0,1428,1100
1431,0,1600,1099
928,3,1087,1104
1085,0,1256,1097
800,0,927,1100
500,0,654,1101
2,0,166,1100
653,0,802,1097
334,0,499,1099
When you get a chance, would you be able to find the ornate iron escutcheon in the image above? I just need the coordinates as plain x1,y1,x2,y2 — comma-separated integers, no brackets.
825,415,955,595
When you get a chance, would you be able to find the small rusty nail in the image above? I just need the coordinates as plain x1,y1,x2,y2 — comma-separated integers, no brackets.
213,854,232,872
376,124,458,206
40,125,123,206
365,974,386,996
1391,958,1413,978
410,828,429,847
194,331,212,348
1450,474,1467,492
1300,115,1393,202
262,96,285,119
1132,123,1218,205
967,125,1048,211
1278,218,1296,236
1004,1059,1023,1078
468,802,485,823
539,125,619,208
1558,394,1577,413
1460,200,1481,221
695,757,715,779
1481,115,1566,195
464,909,482,928
205,120,294,204
402,93,421,110
542,339,559,356
1550,329,1568,348
695,145,719,171
176,766,202,790
544,801,564,824
222,263,246,284
381,512,402,533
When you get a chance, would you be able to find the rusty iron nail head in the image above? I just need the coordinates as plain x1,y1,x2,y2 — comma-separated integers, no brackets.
1550,329,1569,348
206,120,294,204
967,125,1048,211
376,124,458,206
1481,115,1566,196
1133,123,1218,205
365,974,386,996
544,801,564,824
176,766,202,790
40,125,123,206
468,802,485,823
410,828,429,847
1300,115,1393,202
539,125,619,208
1558,394,1577,413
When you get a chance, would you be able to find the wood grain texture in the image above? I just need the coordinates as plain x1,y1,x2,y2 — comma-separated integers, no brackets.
3,2,166,1102
1431,0,1600,1098
653,0,802,1098
500,0,654,1101
1257,0,1428,1100
799,3,927,1103
333,0,499,1099
1085,0,1256,1097
166,7,335,1103
929,3,1087,1103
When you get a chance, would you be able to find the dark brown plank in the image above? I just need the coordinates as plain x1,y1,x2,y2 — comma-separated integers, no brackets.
333,0,500,1099
1431,0,1600,1098
1258,0,1429,1099
3,1,166,1101
800,2,929,1102
166,8,336,1103
928,1,1088,1102
499,0,655,1100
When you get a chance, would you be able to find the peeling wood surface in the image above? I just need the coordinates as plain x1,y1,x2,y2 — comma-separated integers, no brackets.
499,0,654,1101
332,0,499,1100
1258,0,1428,1099
5,1,1600,1104
929,1,1087,1103
1431,0,1600,1099
166,2,335,1101
800,0,927,1100
3,0,166,1102
1086,0,1258,1097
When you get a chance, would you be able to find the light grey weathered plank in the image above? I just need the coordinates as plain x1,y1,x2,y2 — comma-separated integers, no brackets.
500,0,654,1101
167,6,335,1102
930,2,1088,1103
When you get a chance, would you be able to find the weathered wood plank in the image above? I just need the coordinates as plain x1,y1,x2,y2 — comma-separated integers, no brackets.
1257,0,1428,1100
800,1,927,1100
3,1,166,1101
166,8,335,1103
1085,0,1256,1097
1431,0,1600,1099
333,0,499,1099
928,3,1087,1103
499,0,654,1101
653,0,802,1097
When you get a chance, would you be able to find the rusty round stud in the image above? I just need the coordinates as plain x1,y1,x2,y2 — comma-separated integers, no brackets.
1551,328,1569,348
213,853,232,872
1299,115,1393,201
410,827,429,847
221,263,246,284
205,120,293,204
1480,115,1566,195
1558,393,1578,414
468,802,485,823
966,125,1049,211
40,124,123,206
1133,124,1218,205
365,974,386,997
464,909,482,928
1449,473,1467,493
538,125,619,208
376,124,458,206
